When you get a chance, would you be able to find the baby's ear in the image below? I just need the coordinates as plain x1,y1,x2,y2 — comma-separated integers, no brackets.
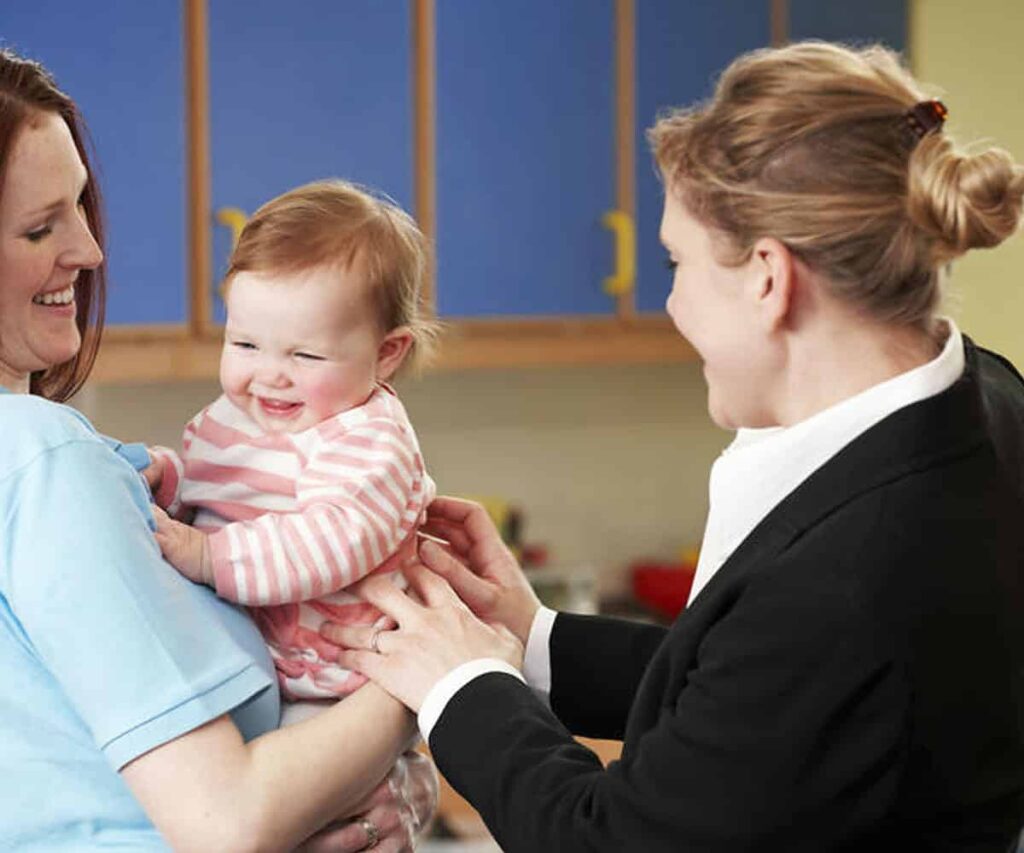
376,328,415,381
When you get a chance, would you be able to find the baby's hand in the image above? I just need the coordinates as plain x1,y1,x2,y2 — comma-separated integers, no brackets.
152,505,213,586
141,452,166,492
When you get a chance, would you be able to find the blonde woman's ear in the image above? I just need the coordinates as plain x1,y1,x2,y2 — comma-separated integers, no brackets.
376,328,415,381
751,237,796,332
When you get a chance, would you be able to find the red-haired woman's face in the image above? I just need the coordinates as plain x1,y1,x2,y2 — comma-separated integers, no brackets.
0,113,102,392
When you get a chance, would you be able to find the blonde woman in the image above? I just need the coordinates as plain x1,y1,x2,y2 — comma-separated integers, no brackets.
322,42,1024,851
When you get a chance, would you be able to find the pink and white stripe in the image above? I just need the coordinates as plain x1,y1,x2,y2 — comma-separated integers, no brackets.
153,384,435,699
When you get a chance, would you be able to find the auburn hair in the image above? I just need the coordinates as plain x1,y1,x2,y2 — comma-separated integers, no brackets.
0,48,106,400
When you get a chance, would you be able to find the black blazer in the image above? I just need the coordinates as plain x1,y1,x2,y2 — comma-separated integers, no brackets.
430,340,1024,852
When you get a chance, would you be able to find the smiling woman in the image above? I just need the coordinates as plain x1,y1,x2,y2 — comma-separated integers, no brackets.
0,67,105,399
0,48,436,852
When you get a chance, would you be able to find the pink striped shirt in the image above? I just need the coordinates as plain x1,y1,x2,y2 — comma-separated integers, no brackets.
152,384,435,700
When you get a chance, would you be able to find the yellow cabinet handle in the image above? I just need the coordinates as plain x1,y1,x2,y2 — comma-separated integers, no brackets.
215,207,249,248
601,209,635,297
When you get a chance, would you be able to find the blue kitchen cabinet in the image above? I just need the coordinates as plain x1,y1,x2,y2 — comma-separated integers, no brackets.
207,0,414,319
435,0,618,318
634,1,771,314
1,2,188,325
788,0,907,52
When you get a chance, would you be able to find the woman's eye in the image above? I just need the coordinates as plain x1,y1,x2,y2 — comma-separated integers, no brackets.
663,258,679,271
25,225,52,243
295,352,325,362
232,341,256,351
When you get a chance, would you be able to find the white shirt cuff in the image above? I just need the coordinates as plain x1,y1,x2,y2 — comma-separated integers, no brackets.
418,658,526,742
522,606,557,698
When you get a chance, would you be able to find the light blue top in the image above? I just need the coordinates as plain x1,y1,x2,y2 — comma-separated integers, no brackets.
0,388,279,850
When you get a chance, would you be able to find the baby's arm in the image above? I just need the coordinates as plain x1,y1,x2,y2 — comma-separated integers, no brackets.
152,506,212,585
204,418,432,607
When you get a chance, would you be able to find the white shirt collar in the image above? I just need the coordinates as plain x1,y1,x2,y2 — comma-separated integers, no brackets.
687,320,965,606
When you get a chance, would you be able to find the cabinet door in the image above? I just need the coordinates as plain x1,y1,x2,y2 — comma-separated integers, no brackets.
435,0,617,318
208,0,414,318
634,1,771,314
788,0,907,52
2,2,188,326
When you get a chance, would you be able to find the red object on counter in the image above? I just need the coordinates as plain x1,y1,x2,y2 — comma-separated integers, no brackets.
631,562,696,619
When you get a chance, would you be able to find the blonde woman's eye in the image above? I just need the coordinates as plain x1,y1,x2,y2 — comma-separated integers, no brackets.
295,352,325,362
232,340,257,351
663,258,679,271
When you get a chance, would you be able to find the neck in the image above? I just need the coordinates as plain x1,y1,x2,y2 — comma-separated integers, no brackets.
773,314,941,427
0,363,30,394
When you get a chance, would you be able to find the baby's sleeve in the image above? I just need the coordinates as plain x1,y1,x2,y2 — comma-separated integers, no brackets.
206,417,431,605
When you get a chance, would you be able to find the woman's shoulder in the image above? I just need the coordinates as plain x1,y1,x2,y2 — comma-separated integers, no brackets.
0,394,100,476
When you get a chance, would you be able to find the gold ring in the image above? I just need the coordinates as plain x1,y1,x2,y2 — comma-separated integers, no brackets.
358,816,380,849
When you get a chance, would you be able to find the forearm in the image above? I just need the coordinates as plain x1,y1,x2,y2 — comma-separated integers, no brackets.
250,689,415,843
207,503,405,606
549,613,667,739
124,684,416,851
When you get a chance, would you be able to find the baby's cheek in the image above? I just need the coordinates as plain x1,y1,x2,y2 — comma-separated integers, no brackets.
300,371,360,416
219,355,251,398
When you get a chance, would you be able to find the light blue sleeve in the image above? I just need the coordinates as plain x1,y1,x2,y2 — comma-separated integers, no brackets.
1,437,277,769
99,434,152,475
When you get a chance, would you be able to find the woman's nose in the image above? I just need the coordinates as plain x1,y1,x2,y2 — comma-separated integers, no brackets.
64,207,104,270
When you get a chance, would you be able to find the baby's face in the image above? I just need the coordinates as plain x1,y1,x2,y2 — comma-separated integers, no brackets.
219,265,384,434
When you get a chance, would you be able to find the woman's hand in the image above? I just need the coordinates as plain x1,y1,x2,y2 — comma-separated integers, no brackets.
322,564,524,712
296,750,439,852
418,496,542,644
151,505,212,586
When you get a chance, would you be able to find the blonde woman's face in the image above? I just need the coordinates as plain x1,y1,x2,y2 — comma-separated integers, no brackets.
660,194,774,429
0,113,102,392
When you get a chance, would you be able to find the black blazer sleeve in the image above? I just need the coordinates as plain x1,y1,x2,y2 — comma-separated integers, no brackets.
548,613,666,739
430,563,906,853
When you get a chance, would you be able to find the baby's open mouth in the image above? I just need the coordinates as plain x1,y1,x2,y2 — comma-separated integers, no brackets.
258,397,303,417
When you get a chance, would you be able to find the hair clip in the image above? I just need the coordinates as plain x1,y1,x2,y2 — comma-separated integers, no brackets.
904,99,948,142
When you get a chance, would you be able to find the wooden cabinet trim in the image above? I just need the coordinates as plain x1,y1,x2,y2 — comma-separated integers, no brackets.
91,318,694,383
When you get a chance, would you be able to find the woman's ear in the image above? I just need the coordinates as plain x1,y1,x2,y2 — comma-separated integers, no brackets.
376,328,415,381
750,237,796,331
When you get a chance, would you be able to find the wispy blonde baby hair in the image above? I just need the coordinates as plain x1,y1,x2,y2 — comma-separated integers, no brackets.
650,41,1024,328
225,179,439,372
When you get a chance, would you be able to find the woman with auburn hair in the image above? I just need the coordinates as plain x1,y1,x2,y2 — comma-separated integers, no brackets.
0,48,436,852
323,42,1024,851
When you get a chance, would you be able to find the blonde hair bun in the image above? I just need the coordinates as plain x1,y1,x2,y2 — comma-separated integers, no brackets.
908,134,1024,264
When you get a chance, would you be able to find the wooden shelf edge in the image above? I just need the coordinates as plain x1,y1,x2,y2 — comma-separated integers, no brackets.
90,318,696,384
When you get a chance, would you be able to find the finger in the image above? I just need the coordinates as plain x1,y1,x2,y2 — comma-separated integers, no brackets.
418,539,497,612
352,575,423,625
427,496,502,547
402,560,462,609
336,647,387,683
318,622,383,652
418,518,472,555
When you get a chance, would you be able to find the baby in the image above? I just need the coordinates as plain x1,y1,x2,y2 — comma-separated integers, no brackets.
148,180,437,715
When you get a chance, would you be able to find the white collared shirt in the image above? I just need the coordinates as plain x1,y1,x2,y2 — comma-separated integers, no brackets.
418,321,966,740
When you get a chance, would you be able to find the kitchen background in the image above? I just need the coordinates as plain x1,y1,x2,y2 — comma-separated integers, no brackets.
5,0,1021,847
